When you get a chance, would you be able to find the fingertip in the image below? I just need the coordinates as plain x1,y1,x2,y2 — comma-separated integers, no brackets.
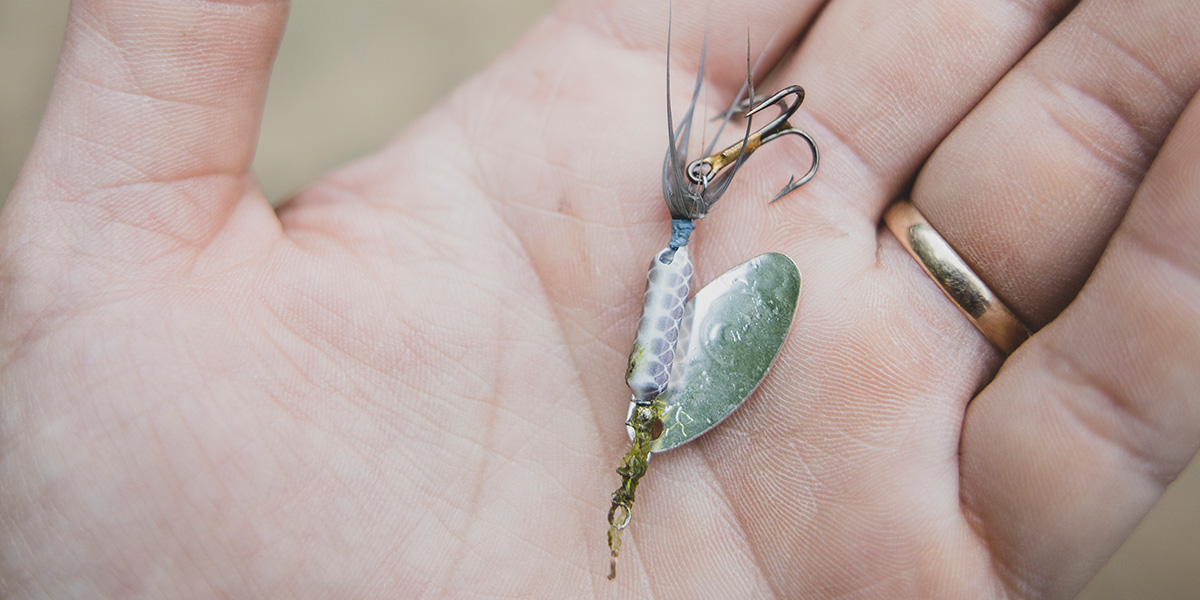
55,0,288,167
17,0,289,250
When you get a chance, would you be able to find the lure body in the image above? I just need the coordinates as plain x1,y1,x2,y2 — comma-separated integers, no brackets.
625,246,693,403
605,25,819,581
608,246,691,580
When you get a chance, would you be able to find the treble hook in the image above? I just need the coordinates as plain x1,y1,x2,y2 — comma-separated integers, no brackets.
686,85,820,203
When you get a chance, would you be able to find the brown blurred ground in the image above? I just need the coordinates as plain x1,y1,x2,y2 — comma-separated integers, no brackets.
1,1,1198,598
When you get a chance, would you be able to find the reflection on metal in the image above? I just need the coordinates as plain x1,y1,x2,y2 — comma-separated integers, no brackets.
636,252,801,452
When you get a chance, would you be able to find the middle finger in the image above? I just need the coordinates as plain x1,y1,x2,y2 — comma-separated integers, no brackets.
710,0,1077,238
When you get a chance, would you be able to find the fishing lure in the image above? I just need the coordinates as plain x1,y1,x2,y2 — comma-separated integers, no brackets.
605,38,820,580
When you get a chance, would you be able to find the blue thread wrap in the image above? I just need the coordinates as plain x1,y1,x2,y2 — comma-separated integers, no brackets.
669,219,695,250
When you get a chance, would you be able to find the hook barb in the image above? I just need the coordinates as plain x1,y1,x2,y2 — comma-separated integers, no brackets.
686,85,819,203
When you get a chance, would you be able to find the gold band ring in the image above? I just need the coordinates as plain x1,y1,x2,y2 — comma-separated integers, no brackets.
884,200,1031,355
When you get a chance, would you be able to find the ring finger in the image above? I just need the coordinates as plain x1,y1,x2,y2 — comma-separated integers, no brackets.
892,0,1200,595
911,0,1200,328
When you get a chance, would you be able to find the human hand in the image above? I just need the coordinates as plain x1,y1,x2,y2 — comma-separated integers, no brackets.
2,0,1198,598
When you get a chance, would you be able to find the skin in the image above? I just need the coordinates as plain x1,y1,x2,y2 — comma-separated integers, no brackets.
2,0,1199,597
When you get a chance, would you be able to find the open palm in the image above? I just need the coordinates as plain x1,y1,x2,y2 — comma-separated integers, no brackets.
3,0,1199,597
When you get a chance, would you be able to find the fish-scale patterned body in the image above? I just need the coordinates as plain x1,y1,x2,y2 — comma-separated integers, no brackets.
625,246,693,402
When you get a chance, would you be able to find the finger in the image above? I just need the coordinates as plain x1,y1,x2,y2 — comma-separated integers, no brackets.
959,90,1200,599
912,0,1200,326
724,0,1078,227
8,0,288,254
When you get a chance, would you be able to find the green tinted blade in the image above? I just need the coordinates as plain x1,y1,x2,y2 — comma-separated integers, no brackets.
650,252,800,452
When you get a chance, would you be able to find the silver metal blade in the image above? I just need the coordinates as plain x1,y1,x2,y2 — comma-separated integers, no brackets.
649,252,800,452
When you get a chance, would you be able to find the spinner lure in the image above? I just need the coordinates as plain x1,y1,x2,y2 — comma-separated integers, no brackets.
605,36,821,580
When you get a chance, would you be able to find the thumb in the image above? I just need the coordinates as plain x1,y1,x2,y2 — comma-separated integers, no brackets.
7,0,288,257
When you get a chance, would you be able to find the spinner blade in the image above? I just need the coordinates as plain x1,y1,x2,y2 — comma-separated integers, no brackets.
646,252,801,452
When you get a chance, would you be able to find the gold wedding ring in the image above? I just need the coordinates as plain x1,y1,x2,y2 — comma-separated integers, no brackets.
884,200,1031,355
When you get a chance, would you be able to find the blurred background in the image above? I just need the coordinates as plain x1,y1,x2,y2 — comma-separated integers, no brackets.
1,1,1197,597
